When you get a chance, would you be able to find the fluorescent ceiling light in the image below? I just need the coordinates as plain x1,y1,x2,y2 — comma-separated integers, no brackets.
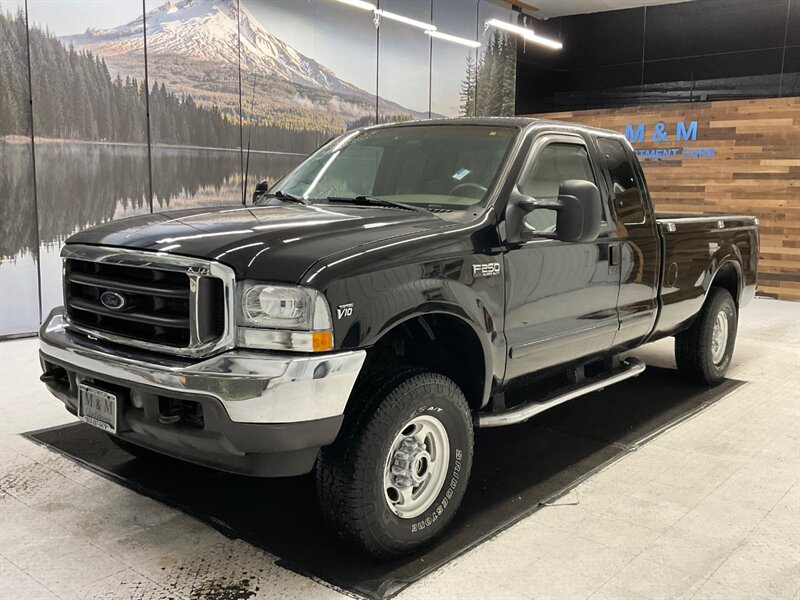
334,0,376,11
375,9,436,31
425,30,481,48
486,18,562,50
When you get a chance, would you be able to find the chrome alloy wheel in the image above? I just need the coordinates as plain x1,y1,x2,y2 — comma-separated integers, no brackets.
384,414,450,519
711,310,729,365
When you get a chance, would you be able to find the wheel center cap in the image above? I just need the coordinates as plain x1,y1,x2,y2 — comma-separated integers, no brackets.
390,438,431,488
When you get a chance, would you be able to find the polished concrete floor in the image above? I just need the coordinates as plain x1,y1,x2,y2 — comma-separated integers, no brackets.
1,298,798,600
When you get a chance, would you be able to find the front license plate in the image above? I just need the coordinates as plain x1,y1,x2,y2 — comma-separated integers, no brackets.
78,383,118,434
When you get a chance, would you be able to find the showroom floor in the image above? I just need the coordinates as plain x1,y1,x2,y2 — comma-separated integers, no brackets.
1,298,798,600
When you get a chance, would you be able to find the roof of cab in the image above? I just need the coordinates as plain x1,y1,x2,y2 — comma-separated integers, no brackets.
363,116,626,140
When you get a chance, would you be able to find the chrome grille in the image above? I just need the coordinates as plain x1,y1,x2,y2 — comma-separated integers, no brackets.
61,246,236,357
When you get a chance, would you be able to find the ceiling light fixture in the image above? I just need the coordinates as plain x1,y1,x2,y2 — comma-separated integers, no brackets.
334,0,376,10
375,9,436,31
486,18,562,50
425,30,481,48
334,0,443,35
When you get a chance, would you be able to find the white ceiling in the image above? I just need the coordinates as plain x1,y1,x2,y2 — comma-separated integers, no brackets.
526,0,696,19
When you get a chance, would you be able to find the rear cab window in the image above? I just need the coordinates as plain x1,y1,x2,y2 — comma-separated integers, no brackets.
597,138,647,226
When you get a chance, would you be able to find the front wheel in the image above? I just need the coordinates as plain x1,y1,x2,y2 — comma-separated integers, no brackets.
675,287,738,385
316,367,474,559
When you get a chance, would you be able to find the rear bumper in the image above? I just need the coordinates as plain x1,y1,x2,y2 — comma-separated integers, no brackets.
39,308,366,476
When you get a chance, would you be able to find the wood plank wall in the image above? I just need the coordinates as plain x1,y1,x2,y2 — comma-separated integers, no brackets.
525,97,800,301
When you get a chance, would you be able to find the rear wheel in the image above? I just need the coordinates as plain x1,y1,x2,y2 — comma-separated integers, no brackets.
316,367,474,559
675,287,738,385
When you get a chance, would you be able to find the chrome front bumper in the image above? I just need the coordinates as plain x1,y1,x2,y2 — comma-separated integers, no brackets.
39,308,366,424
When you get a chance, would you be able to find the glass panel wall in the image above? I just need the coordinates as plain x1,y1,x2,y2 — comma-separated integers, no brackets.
0,0,40,335
431,0,479,118
144,0,243,210
26,0,151,317
378,0,432,121
1,0,516,336
240,0,380,193
476,0,518,116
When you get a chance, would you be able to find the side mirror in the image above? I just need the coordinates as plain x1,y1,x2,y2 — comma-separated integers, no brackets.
553,179,603,243
506,179,602,244
252,180,269,204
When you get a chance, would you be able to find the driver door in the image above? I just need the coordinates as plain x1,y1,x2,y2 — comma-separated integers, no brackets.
503,133,621,381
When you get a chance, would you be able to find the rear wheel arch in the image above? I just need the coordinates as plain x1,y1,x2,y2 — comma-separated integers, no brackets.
709,260,741,307
671,260,741,340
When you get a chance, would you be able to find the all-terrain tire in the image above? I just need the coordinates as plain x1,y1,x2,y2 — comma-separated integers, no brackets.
316,367,474,559
675,287,738,385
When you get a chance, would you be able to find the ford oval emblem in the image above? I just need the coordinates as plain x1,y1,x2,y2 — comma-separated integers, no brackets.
100,290,126,311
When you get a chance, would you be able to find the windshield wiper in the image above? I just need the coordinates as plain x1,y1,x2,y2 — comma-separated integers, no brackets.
259,190,308,205
326,195,430,214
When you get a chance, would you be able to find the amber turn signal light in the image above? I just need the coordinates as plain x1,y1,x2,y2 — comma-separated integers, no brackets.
312,331,334,352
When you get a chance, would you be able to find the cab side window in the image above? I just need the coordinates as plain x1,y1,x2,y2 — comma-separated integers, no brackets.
518,143,596,233
598,138,646,225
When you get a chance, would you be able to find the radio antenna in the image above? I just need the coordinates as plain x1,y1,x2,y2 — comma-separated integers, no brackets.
242,72,258,206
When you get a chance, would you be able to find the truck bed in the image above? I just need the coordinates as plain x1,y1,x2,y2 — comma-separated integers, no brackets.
656,213,758,225
651,213,759,338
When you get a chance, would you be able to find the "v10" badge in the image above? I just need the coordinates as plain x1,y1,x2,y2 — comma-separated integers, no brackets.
337,303,354,319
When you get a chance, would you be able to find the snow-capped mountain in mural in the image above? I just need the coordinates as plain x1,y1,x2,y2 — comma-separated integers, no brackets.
62,0,426,128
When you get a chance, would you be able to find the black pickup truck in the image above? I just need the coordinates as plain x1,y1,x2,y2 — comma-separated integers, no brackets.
39,118,758,558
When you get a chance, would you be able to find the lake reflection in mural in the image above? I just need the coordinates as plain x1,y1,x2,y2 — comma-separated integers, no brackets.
0,141,301,334
1,0,514,335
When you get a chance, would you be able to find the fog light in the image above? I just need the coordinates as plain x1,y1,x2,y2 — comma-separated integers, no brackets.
131,391,144,409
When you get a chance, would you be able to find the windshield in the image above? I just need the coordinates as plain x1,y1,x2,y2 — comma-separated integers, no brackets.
269,124,517,214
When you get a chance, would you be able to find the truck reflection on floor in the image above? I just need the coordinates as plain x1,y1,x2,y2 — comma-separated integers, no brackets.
26,366,743,598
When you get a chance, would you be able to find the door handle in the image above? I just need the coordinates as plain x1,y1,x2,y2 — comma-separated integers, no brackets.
609,244,620,267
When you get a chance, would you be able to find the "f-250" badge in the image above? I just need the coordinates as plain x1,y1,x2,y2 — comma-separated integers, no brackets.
472,262,501,278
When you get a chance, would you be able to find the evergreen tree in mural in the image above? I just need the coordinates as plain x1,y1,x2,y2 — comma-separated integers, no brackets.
459,55,478,117
500,34,518,116
460,31,516,118
0,8,30,137
347,113,413,130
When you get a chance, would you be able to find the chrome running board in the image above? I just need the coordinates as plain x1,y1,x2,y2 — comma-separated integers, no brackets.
476,357,646,428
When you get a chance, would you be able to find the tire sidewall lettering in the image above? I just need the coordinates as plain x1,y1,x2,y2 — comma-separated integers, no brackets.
410,446,462,534
712,302,736,374
321,370,473,557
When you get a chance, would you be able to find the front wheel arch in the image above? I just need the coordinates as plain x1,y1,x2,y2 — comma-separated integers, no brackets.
356,311,492,411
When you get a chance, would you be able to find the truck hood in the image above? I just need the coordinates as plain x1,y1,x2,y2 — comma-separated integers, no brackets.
66,203,448,283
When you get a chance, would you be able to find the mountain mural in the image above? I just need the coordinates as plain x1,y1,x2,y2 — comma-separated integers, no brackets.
61,0,430,136
1,0,515,336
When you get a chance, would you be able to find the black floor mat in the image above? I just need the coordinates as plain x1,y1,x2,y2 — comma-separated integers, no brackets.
25,367,744,599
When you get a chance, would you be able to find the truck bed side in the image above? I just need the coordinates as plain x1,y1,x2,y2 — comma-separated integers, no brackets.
650,214,759,339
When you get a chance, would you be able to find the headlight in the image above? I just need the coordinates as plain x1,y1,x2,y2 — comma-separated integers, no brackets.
237,283,333,352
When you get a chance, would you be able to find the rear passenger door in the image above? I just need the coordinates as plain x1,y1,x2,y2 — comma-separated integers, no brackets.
596,138,660,348
503,133,620,381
